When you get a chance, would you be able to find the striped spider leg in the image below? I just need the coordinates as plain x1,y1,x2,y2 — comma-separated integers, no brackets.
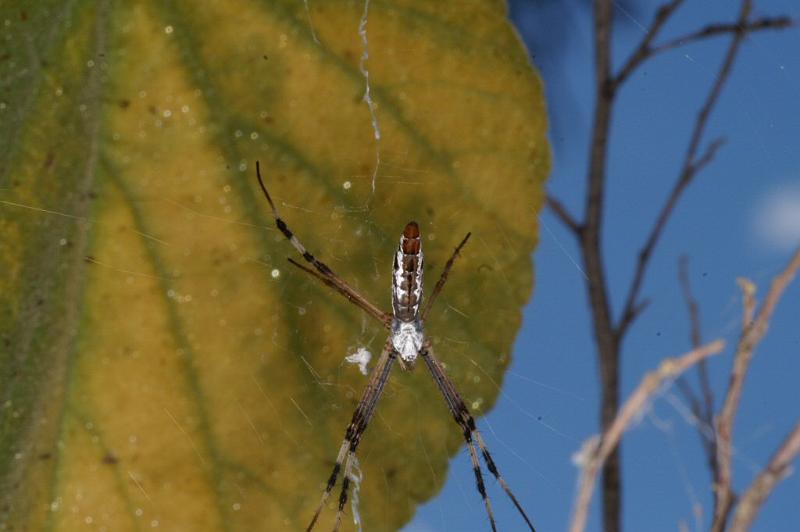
256,162,392,329
255,163,536,531
420,341,536,532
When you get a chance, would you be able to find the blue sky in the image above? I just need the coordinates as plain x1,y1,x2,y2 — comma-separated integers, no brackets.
406,1,800,531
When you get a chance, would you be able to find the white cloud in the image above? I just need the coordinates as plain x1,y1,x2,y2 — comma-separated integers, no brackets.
753,183,800,252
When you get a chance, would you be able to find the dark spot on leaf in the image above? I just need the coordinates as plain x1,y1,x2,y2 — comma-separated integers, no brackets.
103,453,119,465
119,99,130,109
38,452,51,460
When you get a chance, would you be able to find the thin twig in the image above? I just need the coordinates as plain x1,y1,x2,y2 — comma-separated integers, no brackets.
712,248,800,532
614,0,684,88
676,256,718,480
616,0,754,338
546,196,582,235
615,12,793,87
648,16,793,65
736,277,757,330
570,340,726,532
680,257,714,420
678,256,703,349
729,422,800,532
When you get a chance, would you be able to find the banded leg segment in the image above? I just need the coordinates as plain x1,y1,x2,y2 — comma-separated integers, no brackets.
420,342,536,532
307,340,398,531
333,450,356,532
256,161,391,327
466,430,498,532
287,258,392,330
421,232,471,321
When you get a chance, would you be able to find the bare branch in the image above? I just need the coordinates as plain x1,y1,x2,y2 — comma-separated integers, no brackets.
691,137,726,175
570,340,726,532
648,16,794,64
616,0,754,339
546,195,582,235
615,13,793,87
712,248,800,532
678,256,703,349
585,4,623,528
676,256,718,478
729,422,800,532
678,256,716,420
567,0,791,528
614,0,685,88
736,277,757,329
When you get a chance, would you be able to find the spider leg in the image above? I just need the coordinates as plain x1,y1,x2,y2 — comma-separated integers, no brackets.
420,342,536,532
473,430,536,532
466,430,498,532
421,232,471,321
307,440,349,532
256,161,392,327
333,450,355,532
307,340,398,531
287,258,391,330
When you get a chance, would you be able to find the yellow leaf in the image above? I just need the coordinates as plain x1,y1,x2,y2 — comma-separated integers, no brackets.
0,1,549,530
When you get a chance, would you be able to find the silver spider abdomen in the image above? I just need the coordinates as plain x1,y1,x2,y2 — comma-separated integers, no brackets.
392,222,424,322
391,221,425,363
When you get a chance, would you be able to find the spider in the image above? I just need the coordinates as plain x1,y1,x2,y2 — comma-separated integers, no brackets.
255,162,536,532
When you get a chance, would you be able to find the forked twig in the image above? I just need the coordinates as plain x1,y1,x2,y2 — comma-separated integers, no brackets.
712,249,800,532
546,1,791,528
729,422,800,532
570,339,726,532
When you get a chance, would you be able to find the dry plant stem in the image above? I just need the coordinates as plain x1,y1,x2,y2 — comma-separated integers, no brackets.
676,257,717,478
678,256,703,350
585,0,622,527
569,340,726,532
711,248,800,532
647,16,793,66
615,11,792,86
613,0,685,88
546,196,581,234
729,422,800,532
547,1,791,529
